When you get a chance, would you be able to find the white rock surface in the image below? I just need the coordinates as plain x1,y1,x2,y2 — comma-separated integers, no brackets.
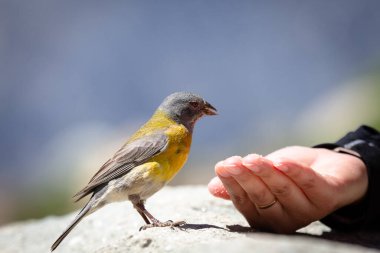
0,186,379,253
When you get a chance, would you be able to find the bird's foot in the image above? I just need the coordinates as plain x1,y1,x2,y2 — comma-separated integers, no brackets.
139,220,186,231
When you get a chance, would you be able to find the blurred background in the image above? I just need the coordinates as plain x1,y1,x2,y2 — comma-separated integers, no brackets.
1,0,380,225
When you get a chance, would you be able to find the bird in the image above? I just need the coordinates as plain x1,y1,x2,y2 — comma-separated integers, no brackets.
51,91,217,251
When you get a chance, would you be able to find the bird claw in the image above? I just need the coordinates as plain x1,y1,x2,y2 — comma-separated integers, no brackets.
139,220,186,231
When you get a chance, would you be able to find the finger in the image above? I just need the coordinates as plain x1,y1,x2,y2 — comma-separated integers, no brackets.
223,155,279,211
242,154,312,215
215,158,259,224
272,158,335,210
222,156,295,231
208,176,230,200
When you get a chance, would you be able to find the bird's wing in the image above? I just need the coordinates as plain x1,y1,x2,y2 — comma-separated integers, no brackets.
73,131,169,201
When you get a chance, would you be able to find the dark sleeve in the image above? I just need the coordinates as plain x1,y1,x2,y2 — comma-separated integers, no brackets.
313,125,380,230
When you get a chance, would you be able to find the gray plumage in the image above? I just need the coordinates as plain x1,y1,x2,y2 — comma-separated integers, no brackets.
73,132,169,202
159,92,216,131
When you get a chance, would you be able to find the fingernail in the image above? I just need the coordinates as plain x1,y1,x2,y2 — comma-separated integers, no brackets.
242,154,263,173
221,156,243,175
224,156,242,164
272,159,289,172
243,163,261,173
223,163,243,175
215,161,224,167
215,161,231,177
276,164,289,172
216,167,232,177
243,154,262,163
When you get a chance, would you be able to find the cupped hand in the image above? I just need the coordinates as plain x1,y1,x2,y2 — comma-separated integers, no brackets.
208,146,368,233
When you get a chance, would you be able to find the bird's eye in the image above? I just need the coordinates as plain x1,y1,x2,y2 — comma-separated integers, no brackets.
189,101,200,108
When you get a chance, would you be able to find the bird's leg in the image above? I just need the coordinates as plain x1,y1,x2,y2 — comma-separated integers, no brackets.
131,196,151,224
134,201,185,231
136,208,151,225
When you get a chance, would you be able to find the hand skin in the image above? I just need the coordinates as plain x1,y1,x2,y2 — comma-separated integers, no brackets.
208,146,368,233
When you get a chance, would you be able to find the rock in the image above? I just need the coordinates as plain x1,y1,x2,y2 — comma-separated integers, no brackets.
0,186,379,253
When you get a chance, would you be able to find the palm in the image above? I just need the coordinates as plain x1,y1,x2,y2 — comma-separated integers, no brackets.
268,146,367,211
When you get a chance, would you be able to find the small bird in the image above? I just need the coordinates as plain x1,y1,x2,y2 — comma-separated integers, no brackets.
51,92,217,251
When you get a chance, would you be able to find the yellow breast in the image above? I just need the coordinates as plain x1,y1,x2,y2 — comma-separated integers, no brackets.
129,109,192,183
151,124,192,182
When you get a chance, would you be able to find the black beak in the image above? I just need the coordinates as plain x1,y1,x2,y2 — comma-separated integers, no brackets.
203,101,217,115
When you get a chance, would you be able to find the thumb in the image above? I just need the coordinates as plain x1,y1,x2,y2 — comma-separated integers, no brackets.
208,176,231,200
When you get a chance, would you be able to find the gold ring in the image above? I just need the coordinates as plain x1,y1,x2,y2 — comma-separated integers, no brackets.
256,199,278,209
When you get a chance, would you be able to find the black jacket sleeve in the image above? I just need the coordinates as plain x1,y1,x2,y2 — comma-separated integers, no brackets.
314,125,380,230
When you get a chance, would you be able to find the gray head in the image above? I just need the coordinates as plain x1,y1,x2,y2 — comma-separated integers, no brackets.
158,92,217,131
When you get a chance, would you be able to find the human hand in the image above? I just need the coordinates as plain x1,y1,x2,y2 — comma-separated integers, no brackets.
208,146,368,233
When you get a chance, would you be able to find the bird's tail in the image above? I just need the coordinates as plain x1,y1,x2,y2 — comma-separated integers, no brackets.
51,202,92,251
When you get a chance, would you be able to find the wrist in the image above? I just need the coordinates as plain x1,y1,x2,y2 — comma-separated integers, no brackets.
313,148,368,208
315,125,380,230
334,152,368,207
